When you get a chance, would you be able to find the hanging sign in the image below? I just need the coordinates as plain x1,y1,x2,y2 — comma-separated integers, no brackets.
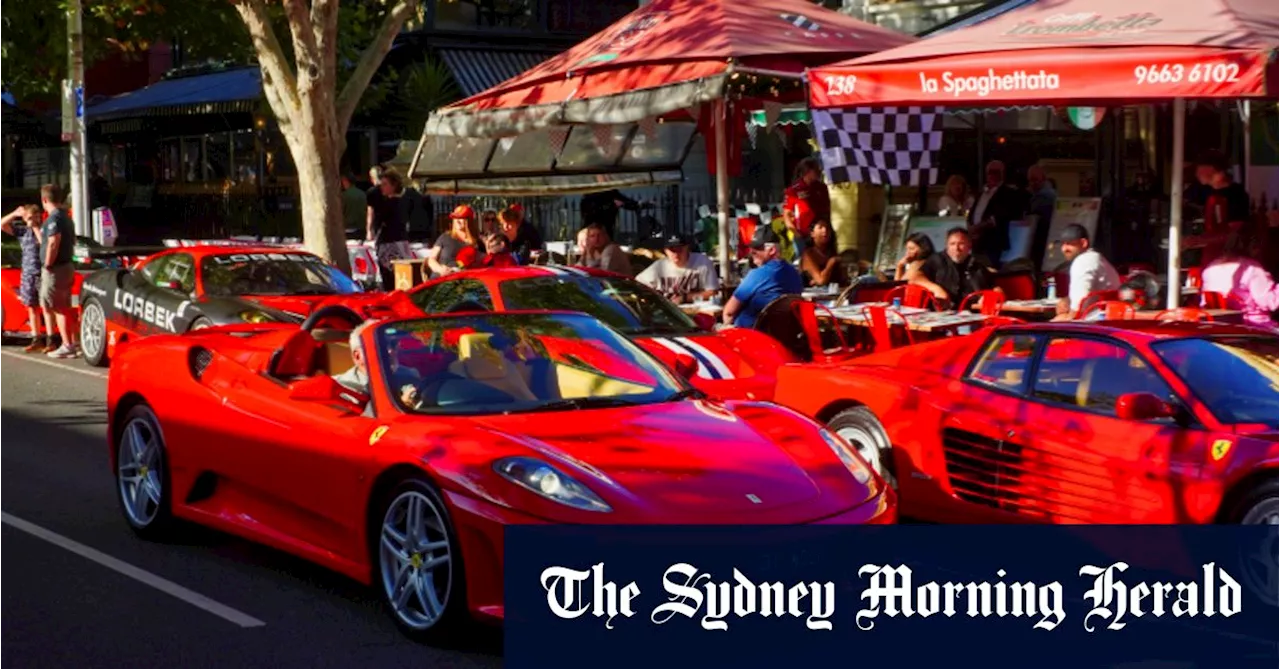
1066,107,1106,130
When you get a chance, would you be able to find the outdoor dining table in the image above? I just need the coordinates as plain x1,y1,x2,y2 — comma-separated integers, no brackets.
995,298,1059,317
829,303,991,335
680,301,724,319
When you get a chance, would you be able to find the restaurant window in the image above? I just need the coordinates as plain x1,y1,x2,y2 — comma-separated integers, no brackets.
232,131,257,183
433,0,536,31
205,133,232,182
182,137,202,182
546,0,636,33
161,140,181,181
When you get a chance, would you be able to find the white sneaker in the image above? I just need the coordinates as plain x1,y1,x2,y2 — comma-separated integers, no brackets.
47,345,78,359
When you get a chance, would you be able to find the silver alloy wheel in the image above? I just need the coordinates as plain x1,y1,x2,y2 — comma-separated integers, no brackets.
117,417,163,527
1242,496,1279,525
837,425,886,480
379,489,453,630
81,301,105,360
190,319,211,331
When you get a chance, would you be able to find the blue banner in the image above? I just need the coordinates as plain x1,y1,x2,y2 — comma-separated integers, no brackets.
506,526,1278,668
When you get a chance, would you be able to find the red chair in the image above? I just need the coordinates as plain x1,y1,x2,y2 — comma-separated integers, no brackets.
1186,267,1203,289
992,271,1037,300
861,304,915,352
795,301,855,361
1156,308,1214,322
885,284,941,310
840,280,904,307
1077,289,1120,316
958,290,1006,316
1081,300,1136,320
1200,291,1229,309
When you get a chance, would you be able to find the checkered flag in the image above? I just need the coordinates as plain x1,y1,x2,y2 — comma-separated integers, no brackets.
780,14,821,32
812,107,943,187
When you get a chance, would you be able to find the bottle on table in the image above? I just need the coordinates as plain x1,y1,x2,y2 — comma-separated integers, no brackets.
891,297,902,309
1046,278,1057,300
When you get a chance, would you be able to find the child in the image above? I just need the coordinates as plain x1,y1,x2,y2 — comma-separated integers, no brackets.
0,205,47,350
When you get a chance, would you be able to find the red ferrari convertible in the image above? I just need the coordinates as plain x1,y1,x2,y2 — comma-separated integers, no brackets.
391,266,796,400
772,320,1278,525
107,309,894,641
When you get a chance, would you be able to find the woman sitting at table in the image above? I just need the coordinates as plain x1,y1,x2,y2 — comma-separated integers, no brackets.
800,219,846,288
893,232,935,282
1201,227,1278,330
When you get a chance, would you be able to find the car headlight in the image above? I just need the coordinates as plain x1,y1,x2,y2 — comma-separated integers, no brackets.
819,428,875,486
239,311,272,323
494,456,612,512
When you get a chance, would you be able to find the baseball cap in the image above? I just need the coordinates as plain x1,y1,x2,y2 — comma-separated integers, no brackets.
749,225,781,250
450,204,475,219
1057,224,1089,243
663,233,689,249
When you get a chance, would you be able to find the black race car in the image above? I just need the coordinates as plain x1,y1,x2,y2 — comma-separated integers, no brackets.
78,245,383,366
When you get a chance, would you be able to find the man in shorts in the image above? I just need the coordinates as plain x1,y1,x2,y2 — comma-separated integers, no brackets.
39,184,79,358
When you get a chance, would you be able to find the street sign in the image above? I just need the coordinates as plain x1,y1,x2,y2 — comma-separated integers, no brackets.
75,85,84,118
61,80,74,136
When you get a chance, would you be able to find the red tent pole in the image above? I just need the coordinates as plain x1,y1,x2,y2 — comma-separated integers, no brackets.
714,98,733,284
1167,97,1187,310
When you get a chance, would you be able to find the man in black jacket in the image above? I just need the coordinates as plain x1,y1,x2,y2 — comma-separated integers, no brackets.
967,160,1026,268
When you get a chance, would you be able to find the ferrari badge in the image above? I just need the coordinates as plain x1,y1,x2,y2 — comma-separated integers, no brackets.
1210,439,1233,461
369,426,390,446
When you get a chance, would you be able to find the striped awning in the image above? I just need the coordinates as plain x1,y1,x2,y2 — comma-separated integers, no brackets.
436,48,558,97
86,67,261,120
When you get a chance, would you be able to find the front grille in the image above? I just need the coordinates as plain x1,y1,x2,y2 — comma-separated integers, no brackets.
942,428,1024,511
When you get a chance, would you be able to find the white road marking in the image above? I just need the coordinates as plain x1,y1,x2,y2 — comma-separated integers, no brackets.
2,512,266,628
0,349,107,379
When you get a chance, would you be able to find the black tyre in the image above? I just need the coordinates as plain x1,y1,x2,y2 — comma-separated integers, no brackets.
373,476,469,643
1228,479,1279,525
114,404,178,540
827,406,897,489
189,316,214,331
80,297,109,367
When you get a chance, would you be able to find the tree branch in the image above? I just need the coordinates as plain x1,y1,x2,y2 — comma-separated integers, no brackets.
335,0,419,134
282,0,321,93
311,0,339,88
231,0,300,121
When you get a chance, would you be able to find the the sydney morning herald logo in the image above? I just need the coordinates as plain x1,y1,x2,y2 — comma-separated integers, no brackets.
540,561,1247,632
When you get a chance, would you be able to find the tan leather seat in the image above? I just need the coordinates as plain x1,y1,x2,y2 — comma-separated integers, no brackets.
322,342,354,376
448,333,537,402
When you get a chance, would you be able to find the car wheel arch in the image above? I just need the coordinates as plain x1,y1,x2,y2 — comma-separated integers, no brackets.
1216,468,1279,523
815,398,867,425
109,392,150,465
364,464,444,570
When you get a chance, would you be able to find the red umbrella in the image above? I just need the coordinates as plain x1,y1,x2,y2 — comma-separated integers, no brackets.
421,0,915,279
809,0,1276,107
807,0,1277,307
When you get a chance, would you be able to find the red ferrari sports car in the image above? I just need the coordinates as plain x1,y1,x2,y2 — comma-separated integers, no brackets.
390,265,796,400
80,245,386,366
107,309,894,641
772,320,1278,525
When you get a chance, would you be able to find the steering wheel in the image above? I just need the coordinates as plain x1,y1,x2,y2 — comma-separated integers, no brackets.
300,304,363,334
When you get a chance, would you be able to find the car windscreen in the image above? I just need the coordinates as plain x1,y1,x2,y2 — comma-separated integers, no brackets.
1150,336,1278,427
375,312,687,416
200,252,362,297
498,275,698,336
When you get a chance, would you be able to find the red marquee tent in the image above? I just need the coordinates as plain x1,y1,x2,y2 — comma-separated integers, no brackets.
415,0,915,278
807,0,1277,307
809,0,1276,107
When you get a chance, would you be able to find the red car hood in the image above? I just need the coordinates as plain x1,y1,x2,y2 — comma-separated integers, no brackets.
633,330,793,401
466,400,871,523
241,293,386,318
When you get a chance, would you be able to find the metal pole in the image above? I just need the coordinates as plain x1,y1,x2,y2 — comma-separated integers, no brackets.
68,0,89,237
1166,98,1186,310
714,98,732,284
1242,101,1252,192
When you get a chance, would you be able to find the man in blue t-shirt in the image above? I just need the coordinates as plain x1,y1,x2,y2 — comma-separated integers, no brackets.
723,225,803,329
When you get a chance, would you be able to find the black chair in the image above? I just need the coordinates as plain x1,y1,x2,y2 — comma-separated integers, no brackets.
753,295,812,362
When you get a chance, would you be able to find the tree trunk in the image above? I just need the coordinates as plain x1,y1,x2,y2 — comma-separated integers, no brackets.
284,125,349,274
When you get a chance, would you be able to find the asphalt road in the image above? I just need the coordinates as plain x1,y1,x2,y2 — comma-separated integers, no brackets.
0,346,503,668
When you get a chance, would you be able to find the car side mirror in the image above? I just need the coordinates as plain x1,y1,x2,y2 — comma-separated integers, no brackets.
1116,392,1176,421
692,313,716,332
673,352,699,379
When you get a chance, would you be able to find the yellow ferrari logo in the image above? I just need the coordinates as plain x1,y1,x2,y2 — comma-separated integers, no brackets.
369,426,390,446
1211,439,1232,461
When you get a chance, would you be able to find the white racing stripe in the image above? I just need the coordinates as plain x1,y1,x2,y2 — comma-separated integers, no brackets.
559,265,590,277
0,349,106,379
673,336,736,379
541,266,568,276
2,512,266,628
648,337,712,379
